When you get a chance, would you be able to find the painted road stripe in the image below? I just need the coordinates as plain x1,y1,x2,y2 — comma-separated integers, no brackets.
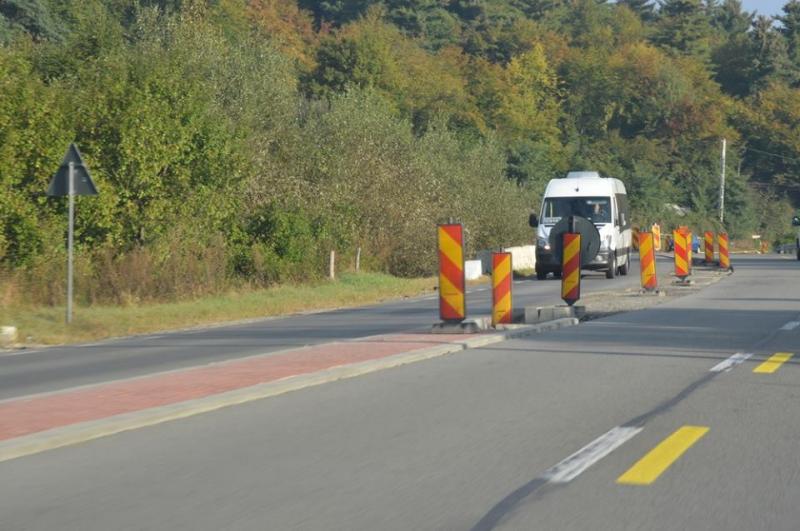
544,426,642,484
780,321,800,331
710,353,752,372
753,352,793,374
617,426,709,486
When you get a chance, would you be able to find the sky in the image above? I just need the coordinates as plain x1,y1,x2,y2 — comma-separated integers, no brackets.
740,0,787,17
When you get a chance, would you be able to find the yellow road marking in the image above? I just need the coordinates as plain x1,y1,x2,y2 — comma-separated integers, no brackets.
753,352,793,374
617,426,709,485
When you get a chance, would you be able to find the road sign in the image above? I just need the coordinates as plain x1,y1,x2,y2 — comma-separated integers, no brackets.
47,144,97,196
639,232,658,291
673,230,690,279
47,143,98,324
561,229,581,306
437,224,466,322
492,252,513,326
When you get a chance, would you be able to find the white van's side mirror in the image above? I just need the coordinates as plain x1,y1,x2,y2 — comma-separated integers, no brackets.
529,213,539,228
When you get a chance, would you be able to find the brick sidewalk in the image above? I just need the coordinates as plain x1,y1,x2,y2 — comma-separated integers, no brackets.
0,333,470,442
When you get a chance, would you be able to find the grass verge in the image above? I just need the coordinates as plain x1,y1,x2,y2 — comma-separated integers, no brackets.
1,273,436,347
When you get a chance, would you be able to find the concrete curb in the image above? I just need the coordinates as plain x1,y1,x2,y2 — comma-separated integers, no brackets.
0,318,579,463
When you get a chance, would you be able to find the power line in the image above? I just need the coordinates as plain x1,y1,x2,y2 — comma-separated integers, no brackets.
742,146,800,164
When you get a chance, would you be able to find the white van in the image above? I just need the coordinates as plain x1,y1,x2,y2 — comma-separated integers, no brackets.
529,171,632,280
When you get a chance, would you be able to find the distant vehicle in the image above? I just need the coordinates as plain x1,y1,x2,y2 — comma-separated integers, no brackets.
529,171,632,280
792,215,800,260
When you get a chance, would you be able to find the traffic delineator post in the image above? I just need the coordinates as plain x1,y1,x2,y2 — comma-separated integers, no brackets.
704,231,714,263
438,224,466,322
639,231,658,291
492,252,513,326
652,224,662,251
561,230,581,306
687,231,693,272
719,232,730,270
673,229,690,280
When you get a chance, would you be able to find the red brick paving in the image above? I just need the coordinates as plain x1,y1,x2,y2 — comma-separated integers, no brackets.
0,333,470,442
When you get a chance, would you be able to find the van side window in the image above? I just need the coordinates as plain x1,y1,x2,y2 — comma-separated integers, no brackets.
615,193,630,229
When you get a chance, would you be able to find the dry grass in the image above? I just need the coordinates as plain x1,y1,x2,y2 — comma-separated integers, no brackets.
1,273,436,346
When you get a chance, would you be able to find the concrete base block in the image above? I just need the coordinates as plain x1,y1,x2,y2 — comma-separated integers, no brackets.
431,317,491,334
1,326,17,348
672,279,695,286
524,305,585,324
639,289,666,297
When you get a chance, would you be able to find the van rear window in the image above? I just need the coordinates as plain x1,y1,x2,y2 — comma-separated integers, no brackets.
541,197,611,225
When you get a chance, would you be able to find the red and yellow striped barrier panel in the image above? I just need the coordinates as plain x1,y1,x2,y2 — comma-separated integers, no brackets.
492,252,513,326
686,232,694,275
561,232,581,306
719,232,730,270
652,224,662,251
438,224,466,322
704,231,714,263
673,229,690,279
639,231,658,291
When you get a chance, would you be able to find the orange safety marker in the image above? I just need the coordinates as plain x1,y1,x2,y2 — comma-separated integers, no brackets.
561,229,581,306
704,231,714,263
639,231,658,291
492,252,513,326
438,223,466,322
673,229,690,279
719,232,730,270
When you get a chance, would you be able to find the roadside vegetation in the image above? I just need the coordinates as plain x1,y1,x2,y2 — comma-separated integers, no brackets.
0,272,435,345
2,0,800,334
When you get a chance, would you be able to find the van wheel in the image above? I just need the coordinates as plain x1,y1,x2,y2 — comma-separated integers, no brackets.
619,250,630,276
536,267,547,280
605,254,616,279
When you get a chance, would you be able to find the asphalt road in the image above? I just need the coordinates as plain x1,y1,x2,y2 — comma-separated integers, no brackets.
2,254,799,530
0,255,661,400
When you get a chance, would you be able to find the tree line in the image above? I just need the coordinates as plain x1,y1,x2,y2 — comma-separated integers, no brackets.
1,0,799,303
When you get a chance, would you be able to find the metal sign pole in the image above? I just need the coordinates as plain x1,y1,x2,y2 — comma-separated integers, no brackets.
67,161,74,324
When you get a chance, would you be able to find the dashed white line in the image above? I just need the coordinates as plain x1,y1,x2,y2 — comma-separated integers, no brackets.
780,321,800,331
710,352,752,372
543,426,642,484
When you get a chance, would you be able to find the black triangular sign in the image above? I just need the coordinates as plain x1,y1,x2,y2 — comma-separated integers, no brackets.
47,143,98,196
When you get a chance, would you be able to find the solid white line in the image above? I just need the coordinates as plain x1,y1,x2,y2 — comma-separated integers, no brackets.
543,426,642,484
780,321,800,331
710,352,753,373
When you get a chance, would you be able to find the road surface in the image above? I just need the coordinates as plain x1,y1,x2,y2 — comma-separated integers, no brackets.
0,256,657,400
1,254,798,530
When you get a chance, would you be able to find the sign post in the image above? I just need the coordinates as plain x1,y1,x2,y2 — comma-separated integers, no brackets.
47,143,98,324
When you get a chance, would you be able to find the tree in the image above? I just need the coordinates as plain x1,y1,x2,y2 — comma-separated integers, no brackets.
0,0,65,43
778,0,800,67
654,0,714,61
617,0,656,22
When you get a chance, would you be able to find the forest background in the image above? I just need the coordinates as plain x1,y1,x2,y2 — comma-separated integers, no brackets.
2,0,800,307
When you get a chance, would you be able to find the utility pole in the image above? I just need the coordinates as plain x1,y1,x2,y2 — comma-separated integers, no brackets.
720,138,727,224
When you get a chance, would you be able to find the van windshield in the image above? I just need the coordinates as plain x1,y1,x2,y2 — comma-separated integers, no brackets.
541,196,612,225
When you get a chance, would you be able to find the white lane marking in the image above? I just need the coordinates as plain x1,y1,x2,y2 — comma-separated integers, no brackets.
543,426,642,484
780,321,800,331
710,352,753,373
